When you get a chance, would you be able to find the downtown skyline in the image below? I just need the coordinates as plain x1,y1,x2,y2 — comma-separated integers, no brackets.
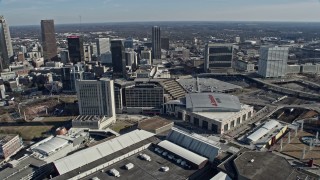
0,0,320,25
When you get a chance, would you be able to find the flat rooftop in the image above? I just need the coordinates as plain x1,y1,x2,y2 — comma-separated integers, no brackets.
234,151,309,180
193,104,252,123
82,148,198,180
138,117,173,131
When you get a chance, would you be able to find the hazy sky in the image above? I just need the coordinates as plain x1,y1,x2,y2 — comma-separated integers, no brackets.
1,0,320,25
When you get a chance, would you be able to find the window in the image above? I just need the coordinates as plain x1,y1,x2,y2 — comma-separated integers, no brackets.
242,114,247,121
194,118,199,127
202,121,208,130
237,117,241,124
224,124,228,131
212,124,218,133
231,120,235,128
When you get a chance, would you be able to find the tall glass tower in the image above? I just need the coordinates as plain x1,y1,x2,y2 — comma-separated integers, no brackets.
0,16,13,71
152,26,161,60
41,20,58,62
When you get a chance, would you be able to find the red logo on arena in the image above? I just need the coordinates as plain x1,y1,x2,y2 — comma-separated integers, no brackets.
209,95,218,107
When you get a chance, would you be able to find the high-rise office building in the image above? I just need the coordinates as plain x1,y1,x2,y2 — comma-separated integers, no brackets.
258,46,289,78
111,40,125,76
0,16,13,71
96,38,110,56
76,78,116,118
83,44,92,62
125,49,137,67
41,20,57,62
161,37,169,50
140,50,152,65
124,38,134,49
152,26,161,60
67,36,84,63
204,44,234,73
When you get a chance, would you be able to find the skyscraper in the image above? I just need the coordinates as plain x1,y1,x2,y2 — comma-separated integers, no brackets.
76,78,116,117
111,40,125,77
67,36,84,63
258,46,289,78
152,26,161,60
41,20,57,62
161,37,169,50
204,44,234,73
0,16,13,71
96,38,110,56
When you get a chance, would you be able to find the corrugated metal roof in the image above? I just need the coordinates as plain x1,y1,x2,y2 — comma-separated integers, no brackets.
247,120,280,142
158,140,208,166
53,130,155,175
166,128,220,161
34,137,69,155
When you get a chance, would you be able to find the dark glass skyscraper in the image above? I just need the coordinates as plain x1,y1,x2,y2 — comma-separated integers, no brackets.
152,26,161,60
67,36,84,63
41,20,57,62
111,40,125,77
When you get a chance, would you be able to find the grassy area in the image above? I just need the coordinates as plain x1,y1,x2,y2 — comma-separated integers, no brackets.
41,116,75,122
110,121,134,133
0,125,53,141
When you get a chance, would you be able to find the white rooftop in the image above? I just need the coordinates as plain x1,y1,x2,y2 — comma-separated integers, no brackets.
53,130,155,175
193,104,252,123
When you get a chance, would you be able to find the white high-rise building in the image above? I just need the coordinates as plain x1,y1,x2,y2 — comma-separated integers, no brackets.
0,16,13,71
83,44,92,61
76,78,116,118
96,38,110,56
258,46,289,78
125,49,137,67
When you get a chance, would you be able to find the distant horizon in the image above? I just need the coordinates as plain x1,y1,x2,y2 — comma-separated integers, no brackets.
1,0,320,26
10,20,320,27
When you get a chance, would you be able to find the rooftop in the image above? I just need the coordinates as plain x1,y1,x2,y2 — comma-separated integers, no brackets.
186,93,242,112
234,151,307,180
79,148,198,180
138,117,173,132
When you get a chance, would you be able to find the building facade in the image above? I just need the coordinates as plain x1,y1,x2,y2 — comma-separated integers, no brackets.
125,83,164,114
41,20,57,62
76,78,116,118
204,44,234,73
0,134,22,159
152,26,161,60
161,37,169,50
258,46,289,78
111,40,126,76
96,38,110,56
67,36,84,63
0,16,13,71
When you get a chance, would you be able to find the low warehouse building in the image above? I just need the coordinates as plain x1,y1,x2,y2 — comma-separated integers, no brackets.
157,140,208,169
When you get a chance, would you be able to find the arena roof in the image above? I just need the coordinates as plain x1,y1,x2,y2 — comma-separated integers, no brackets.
186,93,241,112
158,140,208,166
53,130,155,175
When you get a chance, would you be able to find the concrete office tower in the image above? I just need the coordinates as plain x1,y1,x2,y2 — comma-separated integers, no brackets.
83,44,92,61
41,20,58,62
204,44,234,73
258,46,289,78
152,26,161,60
161,37,169,50
67,36,84,63
141,50,152,65
96,38,110,56
111,40,125,76
125,50,137,67
0,16,13,71
76,78,116,118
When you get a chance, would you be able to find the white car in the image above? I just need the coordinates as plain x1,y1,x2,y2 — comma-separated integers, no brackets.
160,166,170,172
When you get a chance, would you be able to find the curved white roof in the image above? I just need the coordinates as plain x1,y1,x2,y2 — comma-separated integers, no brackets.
247,120,280,142
34,137,69,155
158,140,208,166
